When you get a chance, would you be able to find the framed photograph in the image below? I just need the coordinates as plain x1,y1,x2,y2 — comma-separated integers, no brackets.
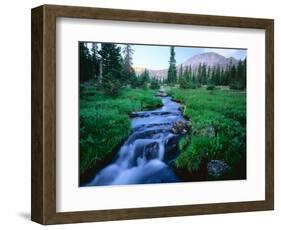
31,4,274,225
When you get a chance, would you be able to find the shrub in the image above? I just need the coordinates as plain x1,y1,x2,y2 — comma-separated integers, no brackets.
179,77,189,89
179,78,200,89
206,84,216,90
229,81,245,90
102,75,121,96
149,80,160,90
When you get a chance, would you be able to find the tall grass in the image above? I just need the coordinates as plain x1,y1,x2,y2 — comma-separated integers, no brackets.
79,86,162,175
170,88,246,175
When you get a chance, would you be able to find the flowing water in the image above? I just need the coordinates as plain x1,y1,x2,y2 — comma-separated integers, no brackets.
87,96,187,186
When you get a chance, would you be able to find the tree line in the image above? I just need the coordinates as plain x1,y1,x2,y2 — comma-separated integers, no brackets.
80,42,246,96
79,42,159,96
166,46,246,90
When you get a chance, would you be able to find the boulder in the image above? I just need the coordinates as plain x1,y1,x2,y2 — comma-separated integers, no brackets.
143,142,159,160
164,135,179,160
207,160,230,177
172,120,189,134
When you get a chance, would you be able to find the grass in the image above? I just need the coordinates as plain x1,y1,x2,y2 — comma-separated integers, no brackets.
169,87,246,177
79,85,162,175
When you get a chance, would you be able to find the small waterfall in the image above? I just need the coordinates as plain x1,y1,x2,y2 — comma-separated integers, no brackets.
87,96,186,186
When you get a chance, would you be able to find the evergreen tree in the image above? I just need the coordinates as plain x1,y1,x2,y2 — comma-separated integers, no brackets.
197,63,202,84
183,66,189,82
210,67,216,84
167,46,177,84
99,43,122,80
99,43,123,95
220,68,225,85
242,58,247,89
178,64,184,82
229,64,237,89
214,65,221,85
122,44,134,85
138,69,150,88
236,59,245,89
90,43,100,81
207,66,211,84
79,42,92,82
201,64,207,84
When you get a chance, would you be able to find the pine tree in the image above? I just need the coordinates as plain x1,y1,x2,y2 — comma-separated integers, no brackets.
207,66,211,84
99,43,122,80
122,44,134,85
139,69,150,88
201,64,207,84
242,58,247,89
236,60,245,89
99,43,123,95
197,63,202,84
90,43,100,81
188,65,192,82
183,66,189,82
178,64,184,82
79,42,92,82
215,65,221,85
210,67,216,84
229,64,237,89
167,46,177,84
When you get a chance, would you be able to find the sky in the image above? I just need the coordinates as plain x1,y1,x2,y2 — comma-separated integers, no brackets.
87,42,247,70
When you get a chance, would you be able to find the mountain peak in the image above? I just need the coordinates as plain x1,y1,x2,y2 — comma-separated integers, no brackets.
134,52,239,79
182,52,238,68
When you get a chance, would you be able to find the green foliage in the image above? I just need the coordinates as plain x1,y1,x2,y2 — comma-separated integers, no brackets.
134,69,150,89
179,77,200,89
206,84,216,90
229,59,246,90
150,80,160,90
79,42,94,82
179,77,189,89
102,73,121,96
170,88,246,173
99,43,123,81
229,82,245,90
167,46,177,84
122,45,135,84
80,108,130,173
80,86,162,174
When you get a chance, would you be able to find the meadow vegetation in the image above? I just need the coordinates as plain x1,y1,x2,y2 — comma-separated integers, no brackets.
79,42,247,183
169,87,246,179
79,84,161,176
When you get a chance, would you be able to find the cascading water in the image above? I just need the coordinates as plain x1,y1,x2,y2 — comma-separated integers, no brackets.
87,96,187,186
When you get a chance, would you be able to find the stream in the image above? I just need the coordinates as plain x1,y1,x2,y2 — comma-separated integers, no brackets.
87,95,187,186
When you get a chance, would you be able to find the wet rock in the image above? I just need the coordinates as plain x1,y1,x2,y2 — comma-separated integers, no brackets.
143,142,159,160
164,135,179,159
151,111,171,116
172,120,189,134
207,160,230,177
130,112,150,118
155,91,168,97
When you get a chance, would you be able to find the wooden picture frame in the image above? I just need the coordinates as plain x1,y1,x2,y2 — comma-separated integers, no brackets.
31,4,274,225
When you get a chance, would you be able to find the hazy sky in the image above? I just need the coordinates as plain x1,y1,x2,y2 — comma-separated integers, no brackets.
87,42,247,70
130,45,246,69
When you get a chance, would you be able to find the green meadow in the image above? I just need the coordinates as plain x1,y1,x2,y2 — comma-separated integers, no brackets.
169,87,246,179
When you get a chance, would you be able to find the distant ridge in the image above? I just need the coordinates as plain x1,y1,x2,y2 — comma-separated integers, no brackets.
134,52,241,79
